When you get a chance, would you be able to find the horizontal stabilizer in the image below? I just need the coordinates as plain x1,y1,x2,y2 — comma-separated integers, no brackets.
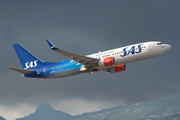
8,67,35,74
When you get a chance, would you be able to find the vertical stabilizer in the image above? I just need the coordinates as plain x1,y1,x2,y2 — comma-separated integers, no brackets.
13,43,43,69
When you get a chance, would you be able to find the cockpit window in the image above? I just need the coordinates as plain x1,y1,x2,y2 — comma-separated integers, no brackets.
157,42,163,45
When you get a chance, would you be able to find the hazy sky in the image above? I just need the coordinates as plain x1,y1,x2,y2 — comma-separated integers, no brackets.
0,0,180,120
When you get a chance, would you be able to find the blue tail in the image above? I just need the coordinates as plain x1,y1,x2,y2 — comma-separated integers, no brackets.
13,43,45,69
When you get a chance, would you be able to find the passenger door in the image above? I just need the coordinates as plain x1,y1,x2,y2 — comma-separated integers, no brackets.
43,67,47,75
149,44,153,50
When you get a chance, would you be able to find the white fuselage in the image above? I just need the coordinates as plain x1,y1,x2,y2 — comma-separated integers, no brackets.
88,41,171,70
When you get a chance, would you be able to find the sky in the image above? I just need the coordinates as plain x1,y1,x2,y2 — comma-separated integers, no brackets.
0,0,180,120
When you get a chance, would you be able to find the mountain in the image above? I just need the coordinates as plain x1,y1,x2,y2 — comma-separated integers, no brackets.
16,102,71,120
16,96,180,120
139,112,180,120
0,116,6,120
70,96,180,120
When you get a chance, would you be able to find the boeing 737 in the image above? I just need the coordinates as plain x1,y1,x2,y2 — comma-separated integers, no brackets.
8,40,171,78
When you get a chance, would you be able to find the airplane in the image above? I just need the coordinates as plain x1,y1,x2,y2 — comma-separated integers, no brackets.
8,40,171,79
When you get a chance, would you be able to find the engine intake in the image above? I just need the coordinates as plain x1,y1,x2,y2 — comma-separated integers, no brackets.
108,64,126,73
98,57,115,67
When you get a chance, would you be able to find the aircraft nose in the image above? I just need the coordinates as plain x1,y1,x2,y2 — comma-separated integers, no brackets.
166,44,172,50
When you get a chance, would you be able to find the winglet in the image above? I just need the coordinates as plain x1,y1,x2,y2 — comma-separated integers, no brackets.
46,40,59,50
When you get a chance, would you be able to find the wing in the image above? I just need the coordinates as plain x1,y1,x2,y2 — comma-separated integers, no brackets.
8,67,35,74
46,40,99,67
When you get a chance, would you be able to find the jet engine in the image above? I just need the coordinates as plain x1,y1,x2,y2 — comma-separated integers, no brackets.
98,57,115,67
108,64,126,73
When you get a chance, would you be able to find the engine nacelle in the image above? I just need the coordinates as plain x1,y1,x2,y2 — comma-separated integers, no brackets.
98,57,115,67
108,64,126,73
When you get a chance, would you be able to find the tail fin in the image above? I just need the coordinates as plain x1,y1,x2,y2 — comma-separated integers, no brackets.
13,43,43,69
